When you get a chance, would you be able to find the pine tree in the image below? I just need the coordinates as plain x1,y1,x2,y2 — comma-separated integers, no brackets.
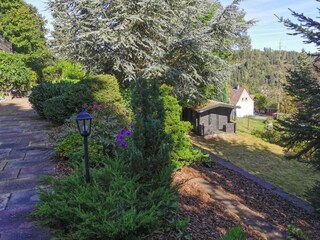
277,2,320,167
277,54,320,167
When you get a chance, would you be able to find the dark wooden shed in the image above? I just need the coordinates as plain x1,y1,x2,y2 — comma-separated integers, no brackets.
183,101,236,136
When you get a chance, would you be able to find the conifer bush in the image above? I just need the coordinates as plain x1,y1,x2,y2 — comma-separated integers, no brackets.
34,158,177,239
119,79,172,181
160,84,209,169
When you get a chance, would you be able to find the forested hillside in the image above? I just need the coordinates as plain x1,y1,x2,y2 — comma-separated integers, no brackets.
231,48,302,93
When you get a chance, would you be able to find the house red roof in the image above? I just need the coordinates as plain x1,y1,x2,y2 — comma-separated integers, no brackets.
230,86,253,105
230,87,244,105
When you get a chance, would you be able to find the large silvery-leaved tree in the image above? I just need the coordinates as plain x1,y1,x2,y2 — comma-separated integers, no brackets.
48,0,251,105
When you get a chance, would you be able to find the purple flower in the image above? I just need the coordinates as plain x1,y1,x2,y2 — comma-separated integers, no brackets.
116,126,133,148
125,130,132,137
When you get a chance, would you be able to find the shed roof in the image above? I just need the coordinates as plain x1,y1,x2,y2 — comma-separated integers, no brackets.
191,100,235,113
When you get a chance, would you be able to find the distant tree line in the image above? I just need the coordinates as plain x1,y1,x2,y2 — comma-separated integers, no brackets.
230,48,302,93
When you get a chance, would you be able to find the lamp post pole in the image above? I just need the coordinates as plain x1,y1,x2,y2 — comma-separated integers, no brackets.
76,106,93,184
84,135,90,183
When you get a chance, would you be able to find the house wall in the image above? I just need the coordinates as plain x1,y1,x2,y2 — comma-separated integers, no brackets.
235,90,254,117
199,107,233,135
183,107,235,136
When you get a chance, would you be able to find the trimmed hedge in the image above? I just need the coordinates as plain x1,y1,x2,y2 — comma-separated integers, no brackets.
29,74,126,125
29,82,73,118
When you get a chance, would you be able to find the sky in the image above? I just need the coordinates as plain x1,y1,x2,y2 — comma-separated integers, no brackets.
219,0,319,53
25,0,319,53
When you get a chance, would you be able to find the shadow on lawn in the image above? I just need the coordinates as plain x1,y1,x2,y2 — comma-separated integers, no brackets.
190,133,320,199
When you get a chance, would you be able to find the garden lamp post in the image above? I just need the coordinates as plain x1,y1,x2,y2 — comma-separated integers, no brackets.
76,107,93,183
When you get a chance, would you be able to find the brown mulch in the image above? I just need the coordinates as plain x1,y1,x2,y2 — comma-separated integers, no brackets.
52,152,320,239
171,164,320,240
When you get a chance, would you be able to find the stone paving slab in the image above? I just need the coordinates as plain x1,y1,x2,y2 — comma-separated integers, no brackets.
0,98,54,239
19,166,55,179
0,161,7,171
0,226,51,240
0,177,39,194
6,190,39,210
6,159,53,170
0,206,35,231
0,194,10,211
0,169,19,180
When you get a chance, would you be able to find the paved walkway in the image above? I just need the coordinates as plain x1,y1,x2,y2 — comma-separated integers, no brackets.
0,98,54,240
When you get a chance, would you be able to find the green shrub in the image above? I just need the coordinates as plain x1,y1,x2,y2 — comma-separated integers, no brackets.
34,158,177,239
219,225,247,240
55,133,106,168
62,82,94,111
31,74,126,125
0,51,37,93
160,84,209,169
57,103,130,158
84,74,126,110
287,225,310,240
29,81,73,117
119,79,171,182
42,60,86,81
42,82,92,124
42,96,69,124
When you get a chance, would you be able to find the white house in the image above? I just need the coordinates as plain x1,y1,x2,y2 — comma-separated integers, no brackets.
230,86,254,118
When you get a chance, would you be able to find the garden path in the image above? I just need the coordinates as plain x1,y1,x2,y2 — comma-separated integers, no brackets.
0,98,54,240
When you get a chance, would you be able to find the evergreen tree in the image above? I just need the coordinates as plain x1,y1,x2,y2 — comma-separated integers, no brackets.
124,79,171,181
277,2,320,167
278,0,320,210
278,54,320,167
48,0,251,105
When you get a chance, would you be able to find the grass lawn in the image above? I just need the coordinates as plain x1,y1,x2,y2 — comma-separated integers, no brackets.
191,116,320,201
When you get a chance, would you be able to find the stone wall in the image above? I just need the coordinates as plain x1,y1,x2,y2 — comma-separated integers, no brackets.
0,34,13,53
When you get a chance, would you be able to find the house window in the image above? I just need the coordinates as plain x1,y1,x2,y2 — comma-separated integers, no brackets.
245,97,247,101
242,97,244,101
208,114,211,125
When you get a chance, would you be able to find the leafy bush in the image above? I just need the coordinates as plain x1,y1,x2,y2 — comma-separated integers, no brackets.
56,101,130,158
42,96,69,124
55,133,106,168
42,60,86,81
35,78,184,240
0,51,37,93
287,225,310,240
160,84,209,169
84,74,126,111
31,74,126,125
29,81,73,117
34,158,178,239
219,225,247,240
